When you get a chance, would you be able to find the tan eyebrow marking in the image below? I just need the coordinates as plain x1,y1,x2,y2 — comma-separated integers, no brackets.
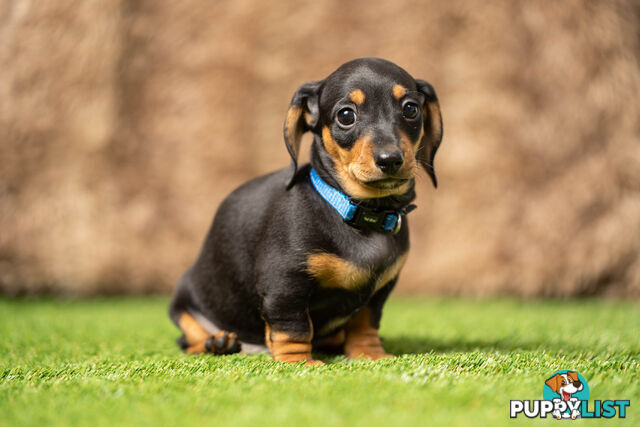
349,89,366,105
392,84,407,100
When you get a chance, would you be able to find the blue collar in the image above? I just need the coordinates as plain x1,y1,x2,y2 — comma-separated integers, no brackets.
309,168,415,233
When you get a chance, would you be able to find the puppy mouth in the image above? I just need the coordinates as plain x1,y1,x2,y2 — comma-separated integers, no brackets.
362,178,409,190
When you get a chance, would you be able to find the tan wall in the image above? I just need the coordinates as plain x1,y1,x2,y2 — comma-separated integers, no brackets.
1,0,639,296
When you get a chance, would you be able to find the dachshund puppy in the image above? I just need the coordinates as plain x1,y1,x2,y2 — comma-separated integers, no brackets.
169,58,443,364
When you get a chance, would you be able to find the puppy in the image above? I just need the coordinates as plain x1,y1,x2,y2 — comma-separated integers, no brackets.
169,57,443,364
546,371,584,419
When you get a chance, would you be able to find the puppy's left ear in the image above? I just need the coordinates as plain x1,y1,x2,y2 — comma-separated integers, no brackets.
545,375,560,393
283,81,322,189
415,79,443,188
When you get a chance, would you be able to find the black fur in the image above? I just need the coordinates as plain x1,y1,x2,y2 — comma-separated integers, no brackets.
169,58,443,348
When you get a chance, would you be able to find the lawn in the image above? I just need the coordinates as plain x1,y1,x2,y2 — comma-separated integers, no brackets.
0,296,638,426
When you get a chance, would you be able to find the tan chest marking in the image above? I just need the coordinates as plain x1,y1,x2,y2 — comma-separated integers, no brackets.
306,252,408,292
374,253,408,292
307,253,371,290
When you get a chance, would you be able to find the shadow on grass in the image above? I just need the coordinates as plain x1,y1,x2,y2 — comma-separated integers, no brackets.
382,335,558,355
310,336,569,363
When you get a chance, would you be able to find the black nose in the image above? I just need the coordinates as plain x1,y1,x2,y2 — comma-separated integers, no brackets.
374,150,404,174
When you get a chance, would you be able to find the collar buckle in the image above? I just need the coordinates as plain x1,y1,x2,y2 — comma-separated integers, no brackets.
346,206,401,233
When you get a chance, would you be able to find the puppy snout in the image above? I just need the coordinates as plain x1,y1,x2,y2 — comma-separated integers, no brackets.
374,149,404,174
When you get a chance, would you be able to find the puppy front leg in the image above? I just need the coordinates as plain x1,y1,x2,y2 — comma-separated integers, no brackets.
262,291,322,365
344,307,393,360
344,279,397,360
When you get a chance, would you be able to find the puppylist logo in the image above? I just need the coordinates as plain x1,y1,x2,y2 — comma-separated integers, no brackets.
510,370,631,420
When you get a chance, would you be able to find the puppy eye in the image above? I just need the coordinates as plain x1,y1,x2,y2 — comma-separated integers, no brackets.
336,107,357,127
402,102,419,120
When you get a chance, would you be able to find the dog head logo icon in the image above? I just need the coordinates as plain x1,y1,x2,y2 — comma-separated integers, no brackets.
543,370,590,419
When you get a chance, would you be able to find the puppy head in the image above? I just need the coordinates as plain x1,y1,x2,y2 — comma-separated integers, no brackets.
283,58,443,198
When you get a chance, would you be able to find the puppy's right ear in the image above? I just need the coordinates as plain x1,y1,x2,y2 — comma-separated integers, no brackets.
415,79,443,188
283,81,321,189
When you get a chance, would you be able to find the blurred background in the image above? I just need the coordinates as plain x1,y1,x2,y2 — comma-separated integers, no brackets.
1,0,639,297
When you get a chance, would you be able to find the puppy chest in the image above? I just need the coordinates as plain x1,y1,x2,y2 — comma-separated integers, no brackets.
306,252,407,293
305,252,406,337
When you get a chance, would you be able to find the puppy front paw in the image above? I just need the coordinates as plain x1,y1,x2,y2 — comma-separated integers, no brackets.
344,334,394,360
272,352,323,365
346,348,394,360
343,308,394,361
267,330,322,365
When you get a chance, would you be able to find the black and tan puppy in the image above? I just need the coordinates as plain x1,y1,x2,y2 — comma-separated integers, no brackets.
169,58,443,364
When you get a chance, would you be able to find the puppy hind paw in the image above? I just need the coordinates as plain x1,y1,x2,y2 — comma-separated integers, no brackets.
185,331,242,355
205,331,242,355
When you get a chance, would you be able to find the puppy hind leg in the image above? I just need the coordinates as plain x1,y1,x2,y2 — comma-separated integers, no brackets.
344,308,393,360
177,312,241,355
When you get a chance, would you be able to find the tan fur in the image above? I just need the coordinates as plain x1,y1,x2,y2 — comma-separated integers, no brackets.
264,325,272,348
392,84,407,100
321,127,412,199
349,89,366,105
178,313,235,354
375,253,408,292
424,102,442,147
178,313,210,344
397,129,419,170
284,105,304,158
307,252,371,290
186,330,237,355
344,308,392,360
265,321,321,364
268,331,313,362
307,250,407,293
303,111,314,126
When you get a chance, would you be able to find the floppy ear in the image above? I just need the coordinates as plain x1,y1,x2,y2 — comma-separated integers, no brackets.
283,81,322,189
545,375,560,393
415,79,443,188
567,371,579,382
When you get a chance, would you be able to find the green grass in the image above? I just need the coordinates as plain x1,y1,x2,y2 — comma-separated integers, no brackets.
0,296,638,426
